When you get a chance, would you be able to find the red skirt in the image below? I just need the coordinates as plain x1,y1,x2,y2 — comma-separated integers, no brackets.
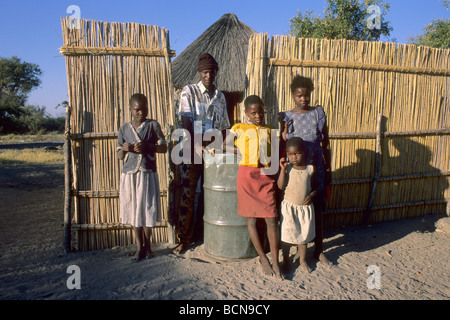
237,166,278,218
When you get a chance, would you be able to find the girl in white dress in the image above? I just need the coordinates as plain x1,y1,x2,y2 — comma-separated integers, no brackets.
117,93,167,262
277,137,318,273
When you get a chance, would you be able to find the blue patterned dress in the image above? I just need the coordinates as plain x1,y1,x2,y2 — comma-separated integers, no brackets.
278,106,327,199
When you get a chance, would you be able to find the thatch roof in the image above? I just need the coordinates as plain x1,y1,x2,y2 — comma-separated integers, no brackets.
171,13,256,93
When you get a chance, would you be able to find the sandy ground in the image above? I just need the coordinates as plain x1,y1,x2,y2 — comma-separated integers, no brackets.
0,163,449,303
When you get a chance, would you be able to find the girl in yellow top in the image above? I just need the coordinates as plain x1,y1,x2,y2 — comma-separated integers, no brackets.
224,95,282,280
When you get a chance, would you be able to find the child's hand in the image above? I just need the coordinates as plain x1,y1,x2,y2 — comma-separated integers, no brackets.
280,157,288,170
303,195,313,205
133,142,144,153
122,142,134,152
303,191,317,205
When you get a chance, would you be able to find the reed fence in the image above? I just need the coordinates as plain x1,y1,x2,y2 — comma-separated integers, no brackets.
61,18,176,251
245,34,450,228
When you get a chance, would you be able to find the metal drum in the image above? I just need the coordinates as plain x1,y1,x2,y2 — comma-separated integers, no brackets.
203,153,257,260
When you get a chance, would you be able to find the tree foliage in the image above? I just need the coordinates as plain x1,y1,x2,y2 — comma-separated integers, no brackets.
289,0,393,42
407,1,449,49
0,56,42,133
0,56,65,134
408,19,450,49
3,104,64,134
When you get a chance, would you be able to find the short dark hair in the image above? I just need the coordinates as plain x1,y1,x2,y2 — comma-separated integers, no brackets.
244,95,264,111
129,93,148,106
286,137,307,155
290,75,314,93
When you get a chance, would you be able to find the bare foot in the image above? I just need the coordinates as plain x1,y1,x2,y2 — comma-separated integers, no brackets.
132,249,146,263
272,264,284,280
260,257,274,277
299,260,312,273
146,250,155,259
316,252,333,268
172,243,189,255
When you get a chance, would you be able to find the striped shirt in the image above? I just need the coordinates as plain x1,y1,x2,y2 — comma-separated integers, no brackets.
178,81,230,133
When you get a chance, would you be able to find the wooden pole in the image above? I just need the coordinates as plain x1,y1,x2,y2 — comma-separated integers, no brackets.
267,57,450,76
364,113,383,225
64,105,72,252
165,124,177,245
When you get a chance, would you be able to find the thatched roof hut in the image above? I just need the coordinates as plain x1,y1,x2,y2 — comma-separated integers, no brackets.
172,13,256,92
171,13,256,123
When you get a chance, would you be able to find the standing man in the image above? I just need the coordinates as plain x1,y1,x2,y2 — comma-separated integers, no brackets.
173,53,230,254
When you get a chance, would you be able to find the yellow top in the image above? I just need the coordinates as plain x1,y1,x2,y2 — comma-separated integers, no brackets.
230,122,274,167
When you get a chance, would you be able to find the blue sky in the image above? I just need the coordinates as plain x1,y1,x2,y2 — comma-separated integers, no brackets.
0,0,448,117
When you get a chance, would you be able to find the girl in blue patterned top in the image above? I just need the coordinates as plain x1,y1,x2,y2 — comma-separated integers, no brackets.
278,75,333,269
117,93,167,262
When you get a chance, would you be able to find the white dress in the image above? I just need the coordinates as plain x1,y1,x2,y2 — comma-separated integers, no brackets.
280,165,316,245
119,122,162,228
120,170,161,227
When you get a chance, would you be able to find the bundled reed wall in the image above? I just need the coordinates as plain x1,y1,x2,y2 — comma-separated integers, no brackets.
61,18,175,251
245,34,449,228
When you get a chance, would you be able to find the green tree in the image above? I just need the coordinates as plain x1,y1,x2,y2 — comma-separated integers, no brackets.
407,1,449,49
407,19,450,49
15,105,66,134
290,0,393,41
0,56,42,133
42,116,65,133
17,105,47,133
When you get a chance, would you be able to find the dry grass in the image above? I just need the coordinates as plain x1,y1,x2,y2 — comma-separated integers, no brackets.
0,133,64,144
0,149,64,167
